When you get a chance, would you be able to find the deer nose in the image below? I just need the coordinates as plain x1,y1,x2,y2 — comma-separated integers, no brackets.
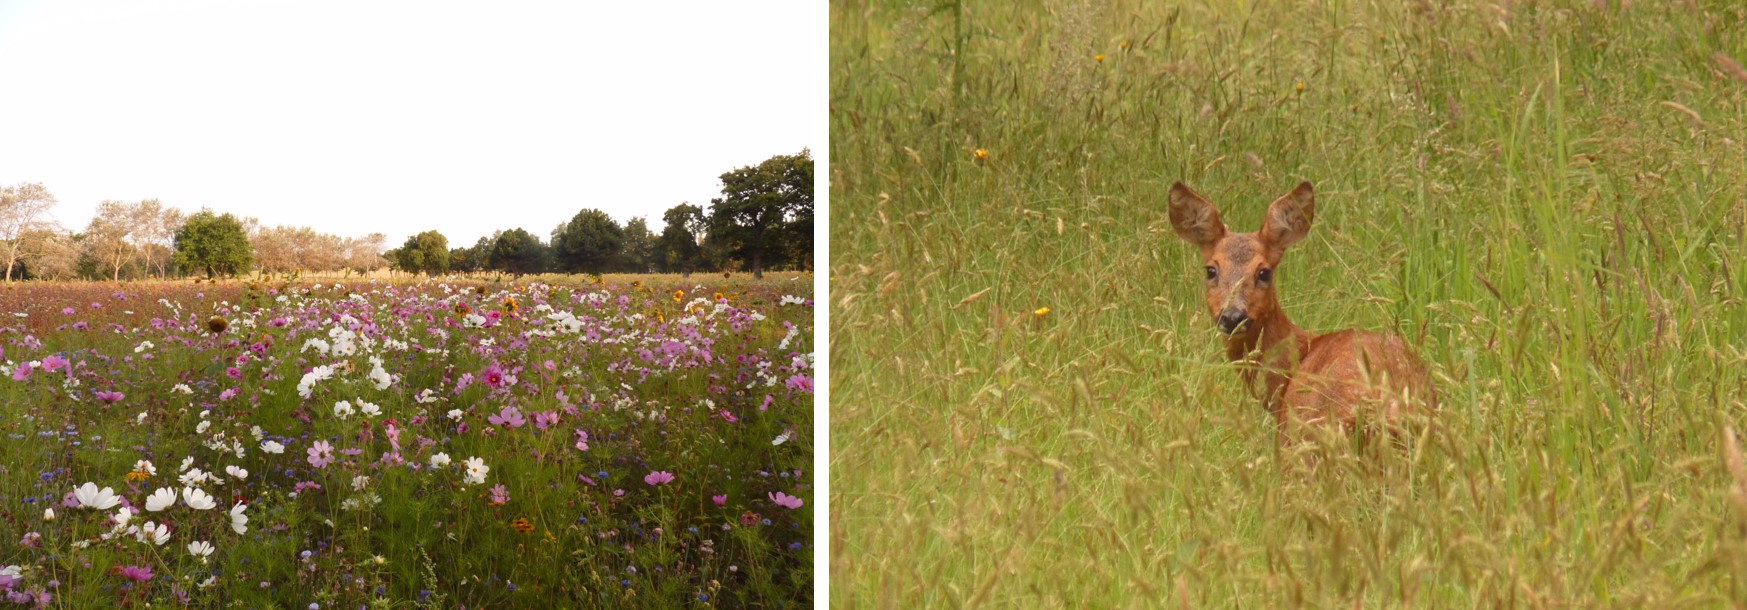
1216,310,1250,334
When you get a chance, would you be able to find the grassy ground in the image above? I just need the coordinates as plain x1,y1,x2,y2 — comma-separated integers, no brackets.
829,1,1747,607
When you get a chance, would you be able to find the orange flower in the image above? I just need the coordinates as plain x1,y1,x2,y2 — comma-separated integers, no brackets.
1094,54,1105,63
511,517,535,534
973,148,989,163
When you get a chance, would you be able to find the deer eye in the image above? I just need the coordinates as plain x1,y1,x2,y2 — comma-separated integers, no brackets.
1204,266,1217,281
1257,268,1273,284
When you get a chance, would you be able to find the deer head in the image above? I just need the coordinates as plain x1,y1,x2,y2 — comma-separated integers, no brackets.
1168,181,1316,337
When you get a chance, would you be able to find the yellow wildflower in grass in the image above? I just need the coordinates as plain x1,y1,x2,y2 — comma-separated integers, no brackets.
1094,54,1105,63
125,471,151,483
973,148,989,163
501,296,519,315
672,289,684,302
1034,307,1051,318
1120,40,1131,51
713,291,726,302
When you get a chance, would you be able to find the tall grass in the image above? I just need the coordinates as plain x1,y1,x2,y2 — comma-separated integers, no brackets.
829,1,1747,607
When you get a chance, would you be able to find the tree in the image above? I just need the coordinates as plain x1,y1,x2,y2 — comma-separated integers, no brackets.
617,216,656,273
85,200,137,281
18,227,77,281
488,228,549,275
707,149,813,278
129,199,182,278
656,203,706,276
395,231,449,275
0,182,57,281
173,210,254,278
551,209,624,274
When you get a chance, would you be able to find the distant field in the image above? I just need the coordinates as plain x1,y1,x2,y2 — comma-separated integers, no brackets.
830,1,1746,607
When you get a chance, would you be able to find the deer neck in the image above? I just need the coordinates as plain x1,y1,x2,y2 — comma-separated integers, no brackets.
1223,309,1311,419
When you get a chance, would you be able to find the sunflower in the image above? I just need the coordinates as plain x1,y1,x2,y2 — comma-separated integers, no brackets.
501,297,519,315
453,302,472,316
672,289,684,303
206,316,229,334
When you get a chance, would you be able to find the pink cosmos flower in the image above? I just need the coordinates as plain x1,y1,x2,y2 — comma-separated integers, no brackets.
40,355,67,372
533,410,559,430
542,359,556,371
61,307,75,315
719,410,739,423
712,494,727,506
481,365,505,388
489,484,509,505
573,429,589,452
644,471,675,486
487,406,525,428
226,367,241,379
307,440,334,468
768,492,804,510
94,390,125,403
11,365,30,381
219,388,239,401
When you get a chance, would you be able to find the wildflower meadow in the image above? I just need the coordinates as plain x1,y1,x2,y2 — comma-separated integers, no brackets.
0,274,814,607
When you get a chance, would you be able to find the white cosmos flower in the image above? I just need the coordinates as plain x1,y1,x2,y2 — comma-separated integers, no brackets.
358,401,381,417
225,465,249,480
333,400,355,419
261,440,285,454
429,452,451,468
352,475,370,491
133,460,157,476
182,487,217,510
446,409,464,421
178,468,209,486
42,508,54,521
187,540,214,559
145,487,177,511
114,506,133,527
462,457,488,485
74,482,121,510
138,521,171,546
195,420,211,434
229,503,249,534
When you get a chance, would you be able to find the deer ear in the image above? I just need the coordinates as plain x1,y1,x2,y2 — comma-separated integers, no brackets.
1168,182,1226,248
1260,181,1315,249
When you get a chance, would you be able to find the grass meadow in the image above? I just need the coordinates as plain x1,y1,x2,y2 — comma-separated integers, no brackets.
0,274,814,608
829,1,1747,607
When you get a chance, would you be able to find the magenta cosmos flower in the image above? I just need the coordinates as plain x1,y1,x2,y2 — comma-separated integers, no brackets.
487,406,525,428
115,565,154,582
482,364,505,387
94,390,125,403
644,471,675,486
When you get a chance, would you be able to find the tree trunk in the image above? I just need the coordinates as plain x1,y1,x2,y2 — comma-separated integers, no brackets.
751,251,763,280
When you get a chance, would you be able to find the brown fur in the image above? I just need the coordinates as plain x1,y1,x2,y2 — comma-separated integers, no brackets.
1168,182,1438,445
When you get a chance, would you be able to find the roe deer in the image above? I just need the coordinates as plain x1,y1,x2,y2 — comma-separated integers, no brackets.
1167,181,1437,446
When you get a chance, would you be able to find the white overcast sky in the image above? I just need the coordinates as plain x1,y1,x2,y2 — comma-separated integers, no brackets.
0,1,823,248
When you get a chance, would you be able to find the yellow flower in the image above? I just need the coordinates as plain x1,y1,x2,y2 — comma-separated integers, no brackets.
511,517,535,534
973,148,989,163
1120,40,1131,51
1295,81,1306,93
125,471,151,483
1034,307,1051,317
501,297,519,315
672,289,684,302
1094,54,1105,63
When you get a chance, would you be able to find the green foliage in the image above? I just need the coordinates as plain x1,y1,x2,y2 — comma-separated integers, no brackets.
617,216,656,273
832,1,1747,608
552,209,625,274
487,227,550,275
657,204,706,275
395,230,450,275
708,151,813,279
172,209,254,278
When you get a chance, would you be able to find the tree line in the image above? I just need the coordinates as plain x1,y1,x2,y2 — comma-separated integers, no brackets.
0,149,813,281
